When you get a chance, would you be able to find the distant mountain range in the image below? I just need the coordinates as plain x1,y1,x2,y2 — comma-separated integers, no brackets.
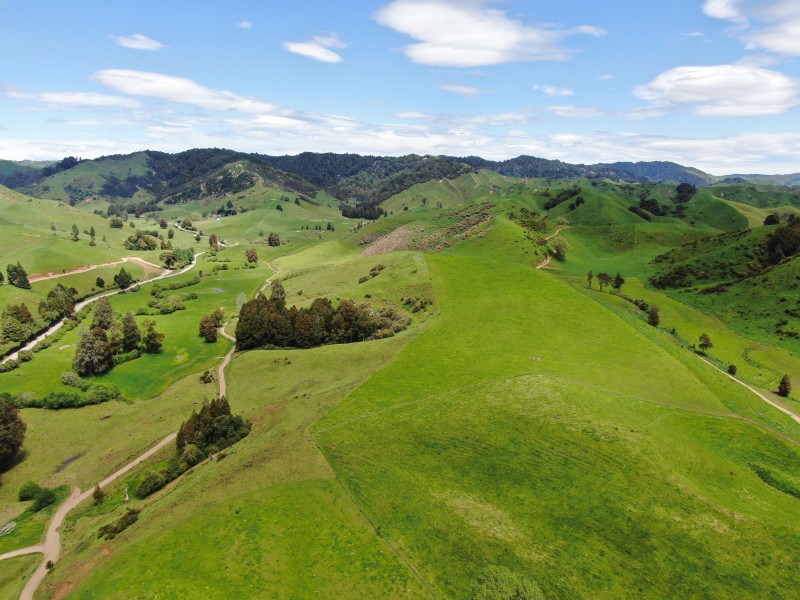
1,150,797,219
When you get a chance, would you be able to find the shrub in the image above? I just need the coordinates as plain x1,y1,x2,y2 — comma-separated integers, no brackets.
32,488,57,512
18,350,32,362
136,472,167,498
85,383,122,404
728,364,738,376
181,444,204,467
97,508,140,540
18,481,42,502
61,371,84,389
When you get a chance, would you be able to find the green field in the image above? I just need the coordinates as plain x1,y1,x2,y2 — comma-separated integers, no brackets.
1,174,799,599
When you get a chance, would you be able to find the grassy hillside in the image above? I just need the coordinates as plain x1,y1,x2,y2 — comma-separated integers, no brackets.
2,174,799,599
313,221,800,598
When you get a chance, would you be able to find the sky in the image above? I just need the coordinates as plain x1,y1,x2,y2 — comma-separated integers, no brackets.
0,0,798,174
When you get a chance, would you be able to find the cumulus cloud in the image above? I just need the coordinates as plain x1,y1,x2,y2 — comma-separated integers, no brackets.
703,0,800,56
437,83,491,96
373,0,605,67
111,33,165,51
634,64,799,116
283,34,347,63
534,84,574,97
237,21,253,30
92,69,278,113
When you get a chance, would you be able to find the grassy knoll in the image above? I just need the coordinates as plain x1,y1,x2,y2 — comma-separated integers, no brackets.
382,169,511,214
312,221,800,598
724,199,800,228
43,338,429,599
0,555,39,600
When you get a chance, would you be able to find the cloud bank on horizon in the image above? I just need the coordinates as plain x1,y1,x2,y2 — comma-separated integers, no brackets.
0,0,797,174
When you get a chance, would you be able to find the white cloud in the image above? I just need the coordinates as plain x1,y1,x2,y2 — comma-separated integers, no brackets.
373,0,604,67
437,83,491,96
111,33,165,51
598,73,615,80
92,69,278,113
283,34,346,63
634,64,799,116
703,0,800,56
6,90,139,108
702,0,745,22
544,105,606,118
534,84,574,97
237,21,253,30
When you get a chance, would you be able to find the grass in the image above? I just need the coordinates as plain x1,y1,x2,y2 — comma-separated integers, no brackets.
311,220,800,598
0,555,39,600
43,337,431,599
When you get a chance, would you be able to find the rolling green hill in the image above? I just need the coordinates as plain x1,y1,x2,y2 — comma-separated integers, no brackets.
1,170,799,599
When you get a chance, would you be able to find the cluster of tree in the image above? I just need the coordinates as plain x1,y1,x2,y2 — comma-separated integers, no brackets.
765,218,800,264
358,264,385,284
3,380,121,409
587,271,625,292
199,309,224,343
236,281,408,351
0,400,26,467
675,182,698,203
106,199,163,218
5,263,30,289
1,283,77,347
267,232,281,247
72,298,163,376
543,187,580,210
123,230,160,251
98,508,140,540
137,396,250,498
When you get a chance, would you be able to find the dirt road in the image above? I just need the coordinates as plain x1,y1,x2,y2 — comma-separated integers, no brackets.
2,251,206,366
536,227,566,269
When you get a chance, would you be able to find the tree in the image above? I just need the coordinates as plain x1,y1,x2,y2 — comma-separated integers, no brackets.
728,364,738,376
199,314,218,343
613,273,625,291
121,311,141,352
73,327,113,376
698,333,713,353
114,267,133,289
71,224,79,242
141,320,164,354
551,237,568,261
647,305,660,327
587,270,593,289
209,234,220,252
267,232,280,247
764,213,780,226
92,297,115,330
96,277,105,288
245,247,258,264
93,484,105,505
7,262,30,289
597,272,612,291
160,252,177,268
38,284,76,323
167,228,174,239
109,217,124,228
778,374,792,397
0,400,26,466
89,226,96,246
269,280,286,305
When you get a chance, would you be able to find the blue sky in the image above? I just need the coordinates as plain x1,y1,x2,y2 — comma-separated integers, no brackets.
0,0,798,173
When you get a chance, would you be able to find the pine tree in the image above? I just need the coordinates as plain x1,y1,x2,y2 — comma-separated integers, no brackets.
778,374,792,397
73,327,113,376
92,297,115,330
269,280,286,305
121,311,141,352
613,273,625,291
587,270,593,289
141,320,165,354
71,224,79,242
114,267,133,289
89,226,96,246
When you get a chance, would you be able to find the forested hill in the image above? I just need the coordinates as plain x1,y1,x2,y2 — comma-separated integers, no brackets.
3,149,798,220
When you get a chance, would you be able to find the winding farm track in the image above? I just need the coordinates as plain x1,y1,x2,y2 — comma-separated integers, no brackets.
1,251,206,366
217,262,280,398
698,355,800,426
535,227,567,269
2,258,281,599
27,256,166,284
